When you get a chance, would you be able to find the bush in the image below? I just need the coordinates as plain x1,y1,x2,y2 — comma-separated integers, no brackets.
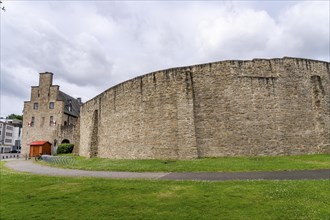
57,144,74,154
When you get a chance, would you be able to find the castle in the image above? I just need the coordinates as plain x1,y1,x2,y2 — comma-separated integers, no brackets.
21,57,330,159
21,73,81,156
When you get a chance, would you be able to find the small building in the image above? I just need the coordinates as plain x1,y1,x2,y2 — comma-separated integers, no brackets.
0,119,22,153
29,141,52,157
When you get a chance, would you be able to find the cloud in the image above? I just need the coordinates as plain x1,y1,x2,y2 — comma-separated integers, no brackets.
1,65,36,99
0,1,329,116
278,1,330,60
196,7,278,59
0,94,25,117
2,1,115,87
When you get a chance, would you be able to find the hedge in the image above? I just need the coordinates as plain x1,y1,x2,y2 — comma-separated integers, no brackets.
57,144,74,154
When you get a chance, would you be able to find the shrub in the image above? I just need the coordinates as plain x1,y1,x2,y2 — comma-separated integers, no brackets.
57,144,74,154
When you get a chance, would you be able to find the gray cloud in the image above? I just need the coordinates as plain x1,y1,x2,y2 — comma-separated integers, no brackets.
1,1,329,116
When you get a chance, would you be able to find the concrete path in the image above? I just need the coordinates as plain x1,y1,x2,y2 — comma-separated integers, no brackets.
4,160,167,179
4,160,330,181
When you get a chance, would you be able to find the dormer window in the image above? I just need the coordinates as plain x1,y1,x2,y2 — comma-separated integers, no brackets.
68,99,72,112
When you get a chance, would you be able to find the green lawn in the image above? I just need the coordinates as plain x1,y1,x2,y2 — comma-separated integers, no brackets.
0,162,329,220
39,154,330,172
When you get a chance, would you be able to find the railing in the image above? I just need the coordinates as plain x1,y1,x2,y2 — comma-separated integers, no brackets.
0,153,21,160
40,155,76,166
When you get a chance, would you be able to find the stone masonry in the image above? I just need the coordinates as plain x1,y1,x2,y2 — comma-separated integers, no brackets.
21,73,81,156
78,57,329,159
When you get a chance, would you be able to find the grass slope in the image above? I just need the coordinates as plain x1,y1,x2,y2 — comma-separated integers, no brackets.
40,154,330,172
1,162,329,220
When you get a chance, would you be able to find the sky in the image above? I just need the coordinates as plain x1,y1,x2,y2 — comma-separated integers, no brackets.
0,0,329,117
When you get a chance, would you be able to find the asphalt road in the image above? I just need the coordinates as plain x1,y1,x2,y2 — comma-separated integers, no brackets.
4,160,330,181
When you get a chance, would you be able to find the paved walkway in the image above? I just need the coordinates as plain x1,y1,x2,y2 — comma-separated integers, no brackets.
4,160,330,181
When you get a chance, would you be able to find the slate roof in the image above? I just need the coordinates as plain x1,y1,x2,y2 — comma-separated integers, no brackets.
57,91,81,117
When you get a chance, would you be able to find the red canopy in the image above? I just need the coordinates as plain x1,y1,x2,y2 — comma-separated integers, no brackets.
30,141,51,146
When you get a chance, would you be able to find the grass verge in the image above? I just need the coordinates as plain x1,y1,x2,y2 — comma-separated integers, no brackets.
39,154,330,172
1,162,329,220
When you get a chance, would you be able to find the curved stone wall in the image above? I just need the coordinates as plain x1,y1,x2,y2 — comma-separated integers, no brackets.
78,57,330,159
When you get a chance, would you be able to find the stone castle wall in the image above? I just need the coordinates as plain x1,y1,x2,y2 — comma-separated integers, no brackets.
79,69,198,159
78,57,330,159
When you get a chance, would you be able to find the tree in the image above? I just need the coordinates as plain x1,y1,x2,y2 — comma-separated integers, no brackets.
7,114,23,121
0,1,6,12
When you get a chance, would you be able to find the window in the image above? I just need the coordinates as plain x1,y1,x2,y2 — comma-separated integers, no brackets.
6,126,13,130
15,140,21,147
5,132,12,137
49,102,55,109
33,103,38,109
5,139,12,143
30,117,35,127
49,116,55,126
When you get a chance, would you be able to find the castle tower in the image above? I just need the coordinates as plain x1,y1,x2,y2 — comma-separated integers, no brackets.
21,72,81,157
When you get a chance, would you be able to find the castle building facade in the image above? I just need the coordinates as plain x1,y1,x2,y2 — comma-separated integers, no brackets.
22,57,329,159
21,73,81,156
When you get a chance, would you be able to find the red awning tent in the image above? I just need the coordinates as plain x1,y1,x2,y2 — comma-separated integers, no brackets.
30,141,50,146
29,141,52,157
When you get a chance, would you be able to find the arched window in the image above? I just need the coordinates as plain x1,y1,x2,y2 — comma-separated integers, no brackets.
61,139,70,144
